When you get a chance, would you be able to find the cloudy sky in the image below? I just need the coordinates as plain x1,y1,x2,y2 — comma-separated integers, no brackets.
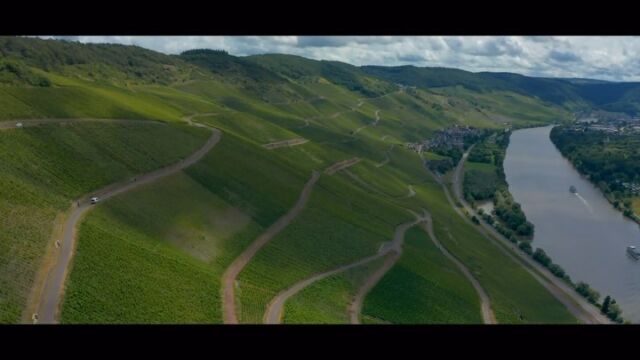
48,36,640,82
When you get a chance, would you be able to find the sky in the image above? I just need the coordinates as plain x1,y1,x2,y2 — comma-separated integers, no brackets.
46,36,640,82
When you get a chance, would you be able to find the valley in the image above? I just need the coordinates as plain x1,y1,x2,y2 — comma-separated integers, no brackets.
1,36,636,324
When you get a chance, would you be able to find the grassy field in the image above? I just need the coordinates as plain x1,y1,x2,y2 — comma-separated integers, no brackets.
0,122,209,323
362,226,483,324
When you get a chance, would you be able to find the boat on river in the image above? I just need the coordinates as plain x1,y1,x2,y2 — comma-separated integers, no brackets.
628,246,640,260
570,185,577,194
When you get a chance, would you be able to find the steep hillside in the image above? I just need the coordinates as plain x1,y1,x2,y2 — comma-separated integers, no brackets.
0,36,207,86
0,37,594,324
246,54,397,97
362,65,587,110
363,64,640,116
0,122,209,323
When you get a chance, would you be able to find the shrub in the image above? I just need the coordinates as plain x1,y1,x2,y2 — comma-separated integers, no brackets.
518,242,532,255
532,248,552,267
575,282,600,304
548,263,566,278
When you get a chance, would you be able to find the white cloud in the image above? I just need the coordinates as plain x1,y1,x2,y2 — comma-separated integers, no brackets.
46,36,640,82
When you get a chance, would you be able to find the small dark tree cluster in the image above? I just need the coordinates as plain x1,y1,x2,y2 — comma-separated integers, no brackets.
576,282,601,305
518,242,533,255
600,295,623,323
532,248,552,267
494,189,535,236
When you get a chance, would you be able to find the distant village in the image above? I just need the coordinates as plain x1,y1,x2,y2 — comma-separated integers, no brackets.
571,110,640,135
569,111,640,196
406,125,483,154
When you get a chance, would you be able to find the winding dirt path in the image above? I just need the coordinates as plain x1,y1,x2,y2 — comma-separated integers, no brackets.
262,138,309,149
223,155,369,323
263,212,426,324
375,144,394,168
348,212,428,324
419,213,497,324
30,117,222,324
443,147,611,324
325,158,361,175
222,170,321,324
183,112,218,126
352,110,381,135
372,110,381,126
297,117,313,129
404,185,416,198
263,252,386,324
375,136,396,168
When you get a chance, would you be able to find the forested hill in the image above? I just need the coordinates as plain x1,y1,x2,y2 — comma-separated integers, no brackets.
362,65,640,116
3,36,640,115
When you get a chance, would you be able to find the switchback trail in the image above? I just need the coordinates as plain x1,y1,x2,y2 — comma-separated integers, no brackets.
348,212,428,324
419,213,496,324
263,212,427,324
222,170,321,324
183,112,218,126
30,117,222,324
224,156,367,323
263,253,387,324
325,158,361,175
262,138,309,149
375,143,394,168
403,185,416,199
352,110,381,135
442,147,611,324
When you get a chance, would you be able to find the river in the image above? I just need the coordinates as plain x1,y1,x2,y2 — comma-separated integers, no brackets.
503,125,640,323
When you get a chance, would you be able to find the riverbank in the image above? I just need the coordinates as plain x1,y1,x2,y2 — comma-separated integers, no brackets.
462,130,535,241
502,125,634,323
444,145,611,324
549,125,640,227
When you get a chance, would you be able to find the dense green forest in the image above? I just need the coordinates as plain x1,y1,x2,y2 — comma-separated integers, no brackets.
550,126,640,220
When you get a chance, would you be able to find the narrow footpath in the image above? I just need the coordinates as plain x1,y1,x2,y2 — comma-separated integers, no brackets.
28,116,221,324
263,212,427,324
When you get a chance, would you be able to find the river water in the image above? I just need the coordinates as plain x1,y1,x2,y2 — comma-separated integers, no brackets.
503,125,640,323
